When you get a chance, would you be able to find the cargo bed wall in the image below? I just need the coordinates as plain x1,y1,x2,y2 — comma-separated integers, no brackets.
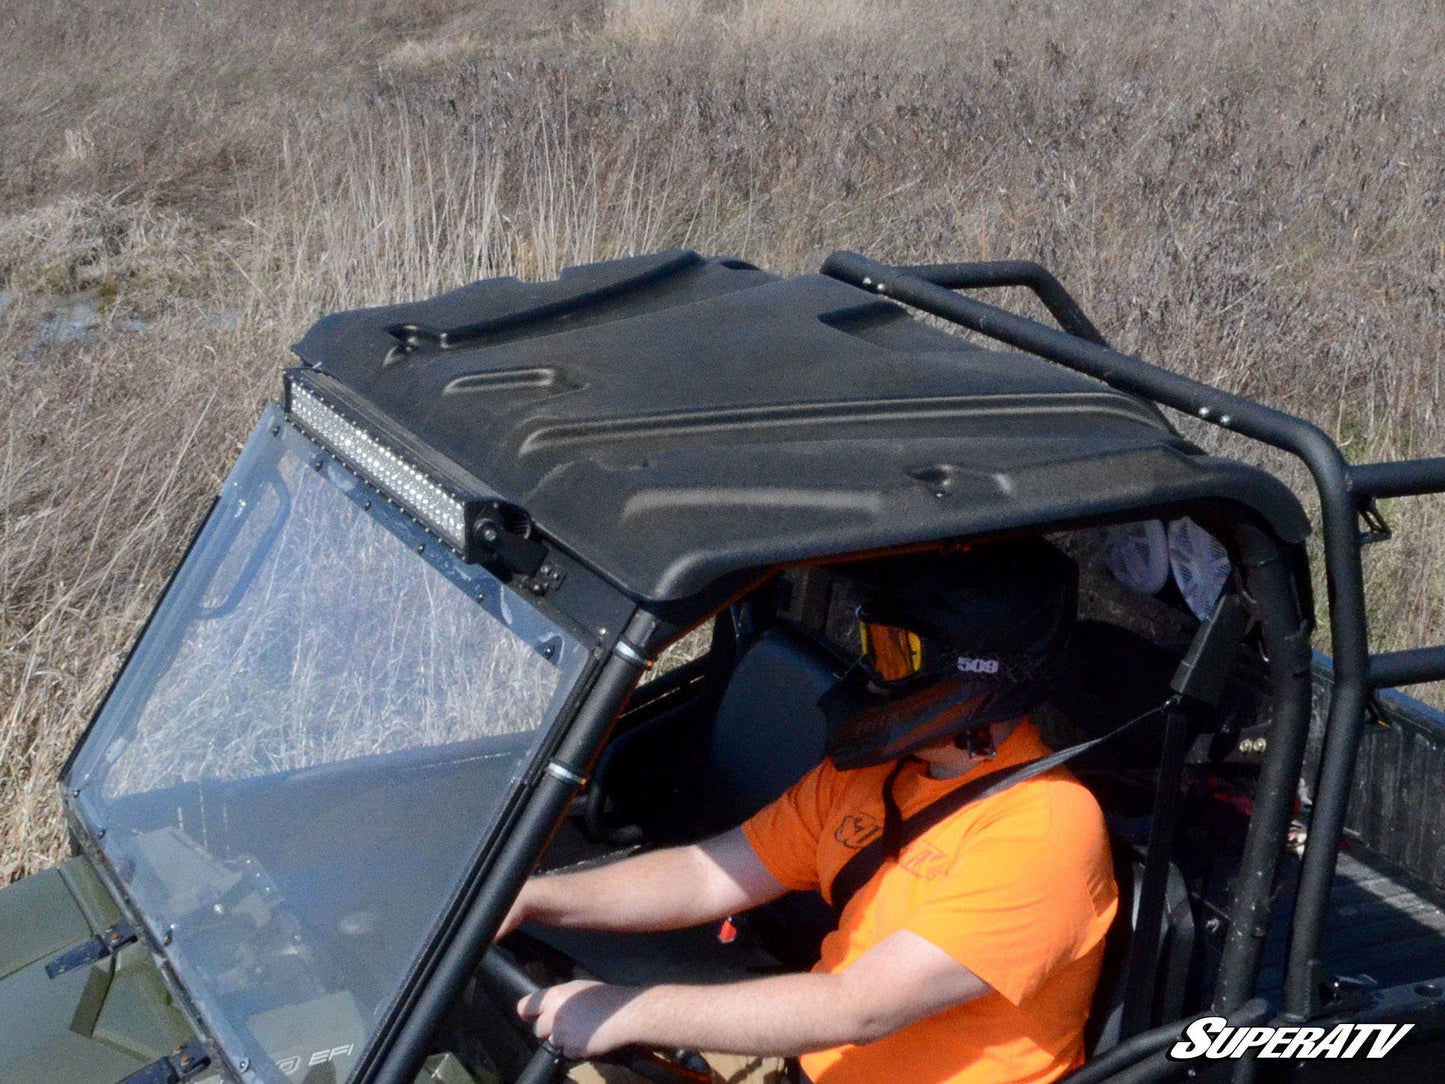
1308,654,1445,890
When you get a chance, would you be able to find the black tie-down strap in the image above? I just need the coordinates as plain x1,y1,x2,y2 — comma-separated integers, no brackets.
827,700,1175,918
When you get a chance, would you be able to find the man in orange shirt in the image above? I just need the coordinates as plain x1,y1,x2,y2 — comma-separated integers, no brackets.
503,541,1119,1084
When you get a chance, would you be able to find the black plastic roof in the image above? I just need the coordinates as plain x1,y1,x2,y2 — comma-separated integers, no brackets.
291,251,1308,605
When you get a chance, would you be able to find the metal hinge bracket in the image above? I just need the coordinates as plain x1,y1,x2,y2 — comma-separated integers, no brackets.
1358,496,1393,546
45,920,138,979
119,1040,212,1084
473,500,549,578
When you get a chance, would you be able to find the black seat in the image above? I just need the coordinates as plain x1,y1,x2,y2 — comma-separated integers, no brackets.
1056,622,1200,1056
1085,833,1197,1056
533,624,844,980
573,622,841,848
694,624,842,834
692,625,843,968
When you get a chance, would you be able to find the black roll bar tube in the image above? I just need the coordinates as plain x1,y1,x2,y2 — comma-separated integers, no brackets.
372,609,658,1084
1060,1018,1192,1084
1105,1003,1267,1084
819,250,1370,1022
1369,646,1445,690
898,260,1111,346
1351,457,1445,689
1062,999,1270,1084
1212,522,1315,1012
1351,456,1445,500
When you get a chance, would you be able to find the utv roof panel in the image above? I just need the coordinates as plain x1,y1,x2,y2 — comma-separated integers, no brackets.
291,251,1308,604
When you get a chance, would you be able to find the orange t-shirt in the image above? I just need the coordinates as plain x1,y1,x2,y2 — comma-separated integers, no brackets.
741,720,1117,1084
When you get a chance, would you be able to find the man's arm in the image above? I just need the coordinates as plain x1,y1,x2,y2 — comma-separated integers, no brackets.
517,929,993,1059
499,828,789,939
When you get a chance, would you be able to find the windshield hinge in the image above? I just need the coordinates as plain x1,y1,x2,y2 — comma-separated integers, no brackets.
45,920,138,979
119,1040,212,1084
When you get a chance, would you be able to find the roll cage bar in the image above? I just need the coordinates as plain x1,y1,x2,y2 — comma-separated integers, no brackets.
822,250,1445,1061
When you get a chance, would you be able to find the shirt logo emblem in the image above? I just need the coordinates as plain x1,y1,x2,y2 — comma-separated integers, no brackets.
834,812,883,849
898,841,950,881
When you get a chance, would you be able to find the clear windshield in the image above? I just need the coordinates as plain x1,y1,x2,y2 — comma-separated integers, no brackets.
65,406,588,1083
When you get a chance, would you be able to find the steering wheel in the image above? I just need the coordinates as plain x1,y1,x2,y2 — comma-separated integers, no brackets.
479,940,711,1084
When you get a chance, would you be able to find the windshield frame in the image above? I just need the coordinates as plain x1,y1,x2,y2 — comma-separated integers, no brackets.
58,405,614,1084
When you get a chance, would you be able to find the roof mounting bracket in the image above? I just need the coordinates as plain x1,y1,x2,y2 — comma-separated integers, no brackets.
1357,495,1392,546
473,500,549,578
1171,591,1251,708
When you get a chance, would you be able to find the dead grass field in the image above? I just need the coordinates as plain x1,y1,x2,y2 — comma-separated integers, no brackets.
2,0,1443,881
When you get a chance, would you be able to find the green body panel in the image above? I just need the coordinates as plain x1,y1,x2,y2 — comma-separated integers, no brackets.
419,1053,487,1084
0,856,117,982
0,858,487,1084
0,856,212,1084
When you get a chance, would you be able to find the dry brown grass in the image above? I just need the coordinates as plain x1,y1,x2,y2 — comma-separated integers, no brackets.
3,0,1443,881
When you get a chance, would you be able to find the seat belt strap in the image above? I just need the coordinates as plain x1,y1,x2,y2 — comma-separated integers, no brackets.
827,698,1176,917
1119,699,1191,1036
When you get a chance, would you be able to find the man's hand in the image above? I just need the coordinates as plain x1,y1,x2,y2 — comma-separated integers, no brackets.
517,980,641,1059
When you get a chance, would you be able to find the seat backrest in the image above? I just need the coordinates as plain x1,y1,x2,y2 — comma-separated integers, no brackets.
1086,833,1197,1055
695,624,843,967
695,624,843,835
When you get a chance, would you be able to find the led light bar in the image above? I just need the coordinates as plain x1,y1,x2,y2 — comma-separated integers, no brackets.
287,380,471,552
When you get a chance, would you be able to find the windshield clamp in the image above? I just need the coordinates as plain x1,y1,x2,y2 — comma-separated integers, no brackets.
545,760,589,787
118,1040,212,1084
612,638,651,669
44,920,138,979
